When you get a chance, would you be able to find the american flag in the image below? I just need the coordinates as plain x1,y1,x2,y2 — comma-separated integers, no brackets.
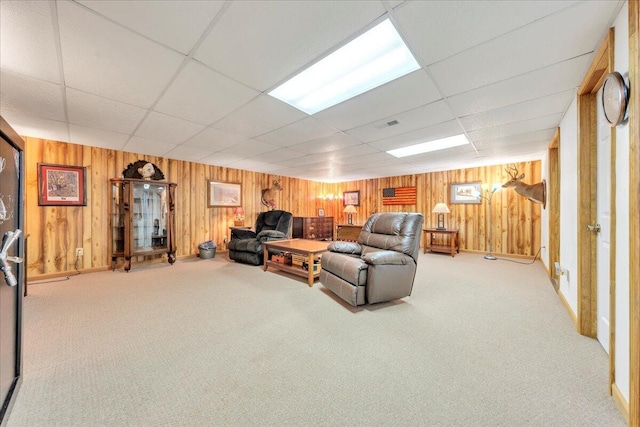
382,187,417,205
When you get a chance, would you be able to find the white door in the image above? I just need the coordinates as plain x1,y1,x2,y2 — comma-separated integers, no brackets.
595,86,611,354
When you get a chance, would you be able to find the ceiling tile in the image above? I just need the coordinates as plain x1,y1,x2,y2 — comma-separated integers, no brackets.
226,159,287,173
163,145,214,163
466,113,562,142
313,70,441,130
182,127,248,152
77,0,225,54
67,88,147,134
155,59,259,126
256,117,340,147
122,136,177,157
203,152,244,167
1,112,69,142
0,71,65,121
57,0,185,108
368,120,465,152
213,95,307,138
396,0,577,65
219,139,279,157
0,0,60,83
346,100,454,143
447,54,592,117
287,133,361,155
473,129,557,150
69,124,128,150
428,1,621,96
249,148,306,163
135,111,205,144
459,89,575,132
194,0,386,91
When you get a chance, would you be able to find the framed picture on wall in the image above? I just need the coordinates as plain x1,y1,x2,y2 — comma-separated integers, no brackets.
38,163,87,206
343,190,360,206
450,182,482,204
318,208,325,217
208,181,242,207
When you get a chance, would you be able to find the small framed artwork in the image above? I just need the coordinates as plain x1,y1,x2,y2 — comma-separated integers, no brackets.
318,208,325,217
208,181,242,207
343,190,360,206
450,182,482,204
38,163,87,206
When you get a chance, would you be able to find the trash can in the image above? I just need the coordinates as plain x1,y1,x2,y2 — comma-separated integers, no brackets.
198,241,217,259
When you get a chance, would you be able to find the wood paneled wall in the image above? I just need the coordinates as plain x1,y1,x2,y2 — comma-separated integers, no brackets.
25,137,542,278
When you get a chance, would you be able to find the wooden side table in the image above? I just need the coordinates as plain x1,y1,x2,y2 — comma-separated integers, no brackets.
336,224,362,241
423,228,459,257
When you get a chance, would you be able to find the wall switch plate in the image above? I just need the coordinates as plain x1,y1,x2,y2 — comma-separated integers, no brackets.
76,248,83,257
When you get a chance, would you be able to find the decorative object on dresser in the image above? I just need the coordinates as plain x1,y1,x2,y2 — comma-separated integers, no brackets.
292,216,333,240
110,178,177,272
336,224,362,241
122,160,165,180
228,210,293,266
319,212,424,306
343,205,357,225
431,203,450,230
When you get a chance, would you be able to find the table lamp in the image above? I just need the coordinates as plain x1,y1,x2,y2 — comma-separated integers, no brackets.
343,205,357,225
233,207,245,226
432,203,450,230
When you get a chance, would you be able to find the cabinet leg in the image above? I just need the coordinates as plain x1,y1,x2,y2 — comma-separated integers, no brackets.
124,258,131,272
168,252,176,264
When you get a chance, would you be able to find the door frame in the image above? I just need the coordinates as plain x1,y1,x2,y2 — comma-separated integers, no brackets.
547,129,560,288
0,117,25,426
628,1,639,424
577,28,617,390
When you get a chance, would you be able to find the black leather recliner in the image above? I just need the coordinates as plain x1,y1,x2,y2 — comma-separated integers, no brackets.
228,210,293,265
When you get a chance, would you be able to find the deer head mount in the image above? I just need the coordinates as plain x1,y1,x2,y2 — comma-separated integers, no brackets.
261,177,282,210
502,164,546,209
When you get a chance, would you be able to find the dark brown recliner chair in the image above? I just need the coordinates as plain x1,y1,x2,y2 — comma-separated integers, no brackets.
228,210,293,266
319,212,424,306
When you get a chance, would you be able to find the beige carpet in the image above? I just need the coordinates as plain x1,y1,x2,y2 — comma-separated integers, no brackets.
7,252,626,426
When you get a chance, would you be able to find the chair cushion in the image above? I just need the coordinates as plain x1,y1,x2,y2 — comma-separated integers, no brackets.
321,252,368,287
227,238,262,253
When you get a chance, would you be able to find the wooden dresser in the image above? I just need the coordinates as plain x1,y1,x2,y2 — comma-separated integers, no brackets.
336,224,362,241
292,216,333,240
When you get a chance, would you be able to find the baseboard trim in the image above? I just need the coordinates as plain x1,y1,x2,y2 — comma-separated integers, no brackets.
612,382,629,423
557,288,577,328
458,249,537,260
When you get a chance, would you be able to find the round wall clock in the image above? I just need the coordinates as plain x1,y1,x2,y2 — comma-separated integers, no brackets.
601,71,629,127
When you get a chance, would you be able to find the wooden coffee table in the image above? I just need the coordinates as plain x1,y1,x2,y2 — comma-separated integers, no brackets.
263,239,330,286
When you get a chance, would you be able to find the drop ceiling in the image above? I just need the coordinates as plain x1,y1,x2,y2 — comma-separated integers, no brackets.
0,0,624,182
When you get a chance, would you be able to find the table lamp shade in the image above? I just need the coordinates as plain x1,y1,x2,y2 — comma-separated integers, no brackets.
343,204,357,225
432,203,450,230
233,207,245,226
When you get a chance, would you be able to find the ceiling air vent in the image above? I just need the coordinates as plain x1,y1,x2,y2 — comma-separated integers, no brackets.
374,120,399,130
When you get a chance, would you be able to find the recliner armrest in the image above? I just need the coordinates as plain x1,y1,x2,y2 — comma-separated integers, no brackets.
328,241,362,255
231,229,256,240
256,230,287,242
362,250,411,266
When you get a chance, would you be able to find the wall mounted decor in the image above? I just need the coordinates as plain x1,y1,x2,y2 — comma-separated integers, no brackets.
343,190,360,206
261,177,282,209
122,160,165,180
382,186,416,205
450,182,481,204
38,163,86,206
209,181,242,207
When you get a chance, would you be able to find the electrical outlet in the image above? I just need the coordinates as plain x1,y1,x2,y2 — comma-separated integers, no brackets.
223,237,227,244
76,248,83,257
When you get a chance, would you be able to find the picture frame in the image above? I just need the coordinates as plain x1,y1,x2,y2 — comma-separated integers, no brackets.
343,190,360,206
208,181,242,207
450,182,482,204
38,163,87,206
318,208,325,217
